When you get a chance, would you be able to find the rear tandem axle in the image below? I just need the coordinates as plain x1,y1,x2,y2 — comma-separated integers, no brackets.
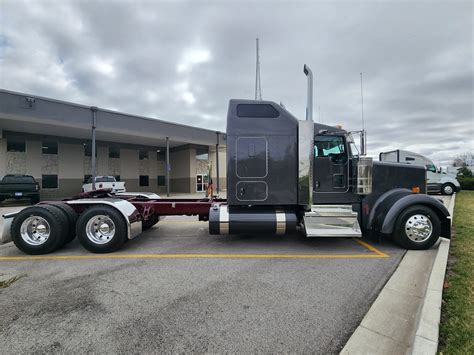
2,190,224,255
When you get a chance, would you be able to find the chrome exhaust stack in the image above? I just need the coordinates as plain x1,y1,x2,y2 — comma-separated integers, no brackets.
303,64,313,121
298,64,315,209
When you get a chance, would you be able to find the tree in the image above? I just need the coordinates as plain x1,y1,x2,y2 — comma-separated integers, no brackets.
452,152,473,167
457,165,473,178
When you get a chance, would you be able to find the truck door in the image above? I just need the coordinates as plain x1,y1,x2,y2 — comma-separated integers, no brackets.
425,163,440,192
313,135,349,193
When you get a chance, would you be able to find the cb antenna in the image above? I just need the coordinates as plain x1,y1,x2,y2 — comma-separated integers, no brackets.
255,38,262,101
360,72,367,155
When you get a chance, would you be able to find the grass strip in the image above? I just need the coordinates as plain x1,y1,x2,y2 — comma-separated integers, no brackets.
439,191,474,353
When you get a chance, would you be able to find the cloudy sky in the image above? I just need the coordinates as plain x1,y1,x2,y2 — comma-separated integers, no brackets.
1,0,472,165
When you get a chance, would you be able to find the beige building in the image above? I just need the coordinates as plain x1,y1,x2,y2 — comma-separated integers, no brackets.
0,89,226,199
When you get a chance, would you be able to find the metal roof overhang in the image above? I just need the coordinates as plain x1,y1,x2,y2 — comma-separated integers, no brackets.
0,89,225,148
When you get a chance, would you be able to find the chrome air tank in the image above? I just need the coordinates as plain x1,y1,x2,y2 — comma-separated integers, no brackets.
209,205,298,235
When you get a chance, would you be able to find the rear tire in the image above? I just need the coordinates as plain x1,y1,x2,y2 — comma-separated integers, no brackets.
11,205,68,254
392,205,441,250
441,183,455,196
54,203,78,245
142,215,160,231
76,206,127,253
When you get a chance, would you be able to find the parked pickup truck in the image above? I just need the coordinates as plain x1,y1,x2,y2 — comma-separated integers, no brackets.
82,176,126,193
0,174,40,204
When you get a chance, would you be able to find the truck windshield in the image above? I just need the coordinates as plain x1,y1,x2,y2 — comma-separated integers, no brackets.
346,133,359,157
426,164,437,173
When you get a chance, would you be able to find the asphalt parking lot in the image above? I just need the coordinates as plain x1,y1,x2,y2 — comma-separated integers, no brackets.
0,196,452,353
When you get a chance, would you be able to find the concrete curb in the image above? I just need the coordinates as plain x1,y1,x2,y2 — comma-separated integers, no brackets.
341,195,455,355
411,238,450,353
411,193,454,353
446,193,456,223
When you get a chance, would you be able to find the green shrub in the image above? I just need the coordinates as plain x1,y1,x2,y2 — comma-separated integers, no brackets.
459,177,474,190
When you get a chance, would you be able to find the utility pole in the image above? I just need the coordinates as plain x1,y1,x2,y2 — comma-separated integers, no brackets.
255,38,262,101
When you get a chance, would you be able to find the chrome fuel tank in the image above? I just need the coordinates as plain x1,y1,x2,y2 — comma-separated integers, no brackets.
209,204,298,235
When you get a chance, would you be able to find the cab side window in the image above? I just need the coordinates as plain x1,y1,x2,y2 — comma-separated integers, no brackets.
314,136,347,163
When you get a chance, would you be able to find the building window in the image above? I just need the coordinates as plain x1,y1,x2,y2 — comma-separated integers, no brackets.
42,175,58,189
109,147,120,158
139,150,149,160
42,141,58,155
83,143,97,157
196,147,209,160
157,175,165,186
7,137,26,152
139,175,149,186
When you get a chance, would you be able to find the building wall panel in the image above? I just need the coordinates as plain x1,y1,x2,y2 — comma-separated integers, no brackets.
97,146,109,176
59,143,83,179
120,149,138,179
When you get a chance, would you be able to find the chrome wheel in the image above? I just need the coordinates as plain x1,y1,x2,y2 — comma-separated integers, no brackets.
405,214,433,243
20,216,51,246
85,215,115,244
443,185,453,195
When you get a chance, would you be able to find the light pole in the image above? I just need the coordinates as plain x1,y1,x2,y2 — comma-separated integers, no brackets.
90,106,98,190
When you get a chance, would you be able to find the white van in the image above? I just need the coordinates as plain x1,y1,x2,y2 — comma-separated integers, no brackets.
379,150,460,195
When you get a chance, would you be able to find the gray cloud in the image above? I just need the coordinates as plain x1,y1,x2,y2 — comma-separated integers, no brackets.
1,0,472,165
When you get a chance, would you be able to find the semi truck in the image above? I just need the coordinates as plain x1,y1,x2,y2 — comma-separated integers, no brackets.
379,150,460,195
2,65,451,255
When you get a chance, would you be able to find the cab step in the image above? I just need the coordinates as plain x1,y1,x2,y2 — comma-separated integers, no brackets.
303,205,362,237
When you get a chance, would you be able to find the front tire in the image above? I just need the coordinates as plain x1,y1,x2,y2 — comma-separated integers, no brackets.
441,183,455,196
392,205,441,250
11,205,68,254
76,206,127,253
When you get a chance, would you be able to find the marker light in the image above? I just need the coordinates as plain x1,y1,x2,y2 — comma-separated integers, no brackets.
412,187,420,193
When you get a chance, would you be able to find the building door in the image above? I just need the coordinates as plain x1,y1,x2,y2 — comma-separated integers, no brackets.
196,174,208,192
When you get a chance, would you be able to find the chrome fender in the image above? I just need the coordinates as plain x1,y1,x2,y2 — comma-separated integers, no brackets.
1,211,20,244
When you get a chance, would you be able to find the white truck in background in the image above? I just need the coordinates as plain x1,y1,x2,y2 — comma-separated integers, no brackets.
379,150,460,195
82,176,126,193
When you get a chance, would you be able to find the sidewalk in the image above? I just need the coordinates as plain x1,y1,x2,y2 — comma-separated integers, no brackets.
341,194,455,354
